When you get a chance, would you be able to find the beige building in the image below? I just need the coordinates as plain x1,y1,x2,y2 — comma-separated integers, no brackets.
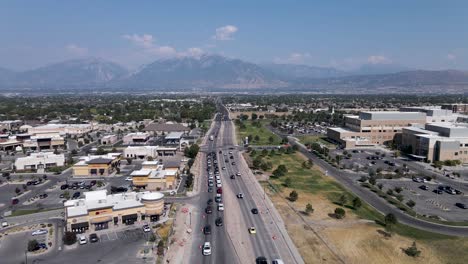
72,153,121,177
328,111,427,148
131,160,178,191
402,123,468,164
65,190,164,233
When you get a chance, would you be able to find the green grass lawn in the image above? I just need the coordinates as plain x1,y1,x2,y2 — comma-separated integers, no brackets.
236,120,282,146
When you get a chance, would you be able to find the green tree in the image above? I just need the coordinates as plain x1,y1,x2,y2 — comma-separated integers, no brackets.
27,239,39,252
406,200,416,208
369,177,376,185
254,135,260,142
384,213,398,236
268,136,274,144
63,231,77,245
305,203,314,215
289,190,298,202
334,207,346,219
251,113,258,120
352,197,362,209
253,157,263,170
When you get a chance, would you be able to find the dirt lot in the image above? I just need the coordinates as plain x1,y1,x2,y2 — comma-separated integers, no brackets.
267,188,443,264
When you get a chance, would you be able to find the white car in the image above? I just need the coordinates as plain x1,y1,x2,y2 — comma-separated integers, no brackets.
237,193,244,199
143,225,151,232
31,229,48,236
1,221,8,228
202,242,212,256
79,235,87,245
125,177,132,181
216,179,221,184
216,183,222,188
218,204,224,211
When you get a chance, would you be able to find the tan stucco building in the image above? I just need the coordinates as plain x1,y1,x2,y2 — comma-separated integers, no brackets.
72,153,121,177
131,160,178,191
327,111,427,148
65,190,164,233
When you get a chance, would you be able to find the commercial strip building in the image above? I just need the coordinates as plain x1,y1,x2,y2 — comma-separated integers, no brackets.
442,103,468,114
143,122,190,136
123,146,177,159
72,153,121,177
27,124,93,136
327,111,427,148
0,133,65,151
65,190,164,233
0,120,24,132
122,132,150,145
402,123,468,164
14,152,65,171
130,160,178,191
399,106,457,123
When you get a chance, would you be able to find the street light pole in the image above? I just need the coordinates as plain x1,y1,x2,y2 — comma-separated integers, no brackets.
25,250,27,264
189,212,192,227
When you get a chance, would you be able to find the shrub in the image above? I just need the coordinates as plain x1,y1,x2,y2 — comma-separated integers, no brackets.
305,203,314,215
406,200,416,208
352,197,362,209
28,239,39,252
334,208,346,219
289,190,298,202
404,242,421,257
63,231,77,245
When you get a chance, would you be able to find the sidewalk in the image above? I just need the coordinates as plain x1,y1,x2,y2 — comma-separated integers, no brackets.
163,204,196,263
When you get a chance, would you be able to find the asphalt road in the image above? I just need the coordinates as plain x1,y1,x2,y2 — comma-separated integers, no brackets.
189,112,239,264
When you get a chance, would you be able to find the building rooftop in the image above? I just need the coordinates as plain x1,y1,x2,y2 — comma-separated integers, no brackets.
143,123,189,132
165,131,185,139
359,111,426,121
65,190,164,217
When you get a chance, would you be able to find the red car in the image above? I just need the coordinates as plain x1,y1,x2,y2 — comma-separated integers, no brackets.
217,188,222,194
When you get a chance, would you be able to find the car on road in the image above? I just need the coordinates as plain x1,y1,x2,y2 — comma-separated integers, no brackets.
215,217,223,226
455,203,468,209
143,225,151,232
248,227,257,234
202,242,212,256
125,177,132,181
205,206,213,214
272,259,285,264
256,257,268,264
203,225,211,235
237,193,244,199
218,204,224,211
236,172,241,176
79,235,87,245
231,162,236,165
32,229,48,236
89,233,99,242
251,208,259,214
222,167,226,170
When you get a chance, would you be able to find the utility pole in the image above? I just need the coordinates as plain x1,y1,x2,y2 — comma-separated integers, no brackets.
25,250,27,264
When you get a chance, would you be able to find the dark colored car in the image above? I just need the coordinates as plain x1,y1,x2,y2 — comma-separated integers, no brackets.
230,175,235,179
89,233,99,242
90,180,97,186
215,196,222,203
207,199,213,205
217,188,223,194
208,187,213,193
256,256,268,264
205,206,213,214
251,208,259,214
215,217,223,226
39,193,48,199
60,184,69,190
11,198,19,205
433,189,443,194
72,192,81,199
203,225,211,235
419,185,429,191
455,203,468,209
27,181,34,186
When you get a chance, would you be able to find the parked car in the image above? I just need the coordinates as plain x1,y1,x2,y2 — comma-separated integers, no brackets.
39,193,48,199
455,203,468,209
218,204,224,211
60,184,69,190
125,177,132,181
32,229,48,236
272,259,284,264
419,185,429,191
79,235,87,245
11,198,19,205
72,192,81,199
89,233,99,243
143,225,151,232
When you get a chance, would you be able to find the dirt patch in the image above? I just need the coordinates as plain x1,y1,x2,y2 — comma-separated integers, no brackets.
268,187,442,264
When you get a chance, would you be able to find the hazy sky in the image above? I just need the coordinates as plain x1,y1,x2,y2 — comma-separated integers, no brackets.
1,0,467,70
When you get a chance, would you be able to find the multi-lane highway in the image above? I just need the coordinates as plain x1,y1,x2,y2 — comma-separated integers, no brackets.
190,102,303,263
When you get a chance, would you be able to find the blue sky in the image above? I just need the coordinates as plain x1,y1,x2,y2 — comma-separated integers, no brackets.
1,0,467,70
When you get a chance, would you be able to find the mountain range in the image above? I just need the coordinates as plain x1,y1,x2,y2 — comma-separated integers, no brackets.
0,55,467,94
